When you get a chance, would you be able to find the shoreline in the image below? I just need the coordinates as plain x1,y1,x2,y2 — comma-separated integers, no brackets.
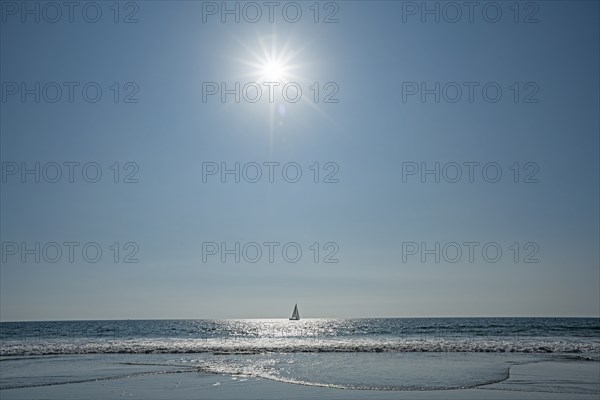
1,353,598,400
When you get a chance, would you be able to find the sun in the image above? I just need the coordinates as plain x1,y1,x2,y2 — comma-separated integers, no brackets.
227,31,336,149
261,61,285,82
232,32,299,85
257,52,294,83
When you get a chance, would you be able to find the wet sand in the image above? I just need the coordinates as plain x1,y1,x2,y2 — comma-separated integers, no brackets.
1,355,598,400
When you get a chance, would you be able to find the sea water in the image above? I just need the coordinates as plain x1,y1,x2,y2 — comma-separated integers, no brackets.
1,318,598,393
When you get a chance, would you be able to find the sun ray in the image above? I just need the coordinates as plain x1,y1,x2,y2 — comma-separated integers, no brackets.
218,27,338,151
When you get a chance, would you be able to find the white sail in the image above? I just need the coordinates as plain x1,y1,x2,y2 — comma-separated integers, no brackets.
289,304,300,320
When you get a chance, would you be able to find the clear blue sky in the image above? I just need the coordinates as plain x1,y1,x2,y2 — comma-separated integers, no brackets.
1,1,598,320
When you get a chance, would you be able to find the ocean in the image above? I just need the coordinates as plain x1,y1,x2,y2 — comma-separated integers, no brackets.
1,318,599,396
2,318,599,356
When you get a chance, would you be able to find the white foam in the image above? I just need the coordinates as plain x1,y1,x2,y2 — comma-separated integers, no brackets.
1,336,598,357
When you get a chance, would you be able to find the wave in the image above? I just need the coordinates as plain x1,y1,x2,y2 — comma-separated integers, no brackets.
2,337,599,357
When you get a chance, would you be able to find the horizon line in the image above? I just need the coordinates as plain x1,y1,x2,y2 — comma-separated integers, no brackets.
2,315,599,323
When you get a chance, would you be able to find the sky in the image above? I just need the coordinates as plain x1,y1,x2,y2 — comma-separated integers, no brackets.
0,1,598,320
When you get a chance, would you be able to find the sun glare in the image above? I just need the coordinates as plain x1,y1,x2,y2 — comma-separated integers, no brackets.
226,31,336,149
233,33,300,85
261,61,285,82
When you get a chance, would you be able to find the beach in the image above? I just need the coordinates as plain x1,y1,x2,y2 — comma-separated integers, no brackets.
2,1,599,398
1,353,598,400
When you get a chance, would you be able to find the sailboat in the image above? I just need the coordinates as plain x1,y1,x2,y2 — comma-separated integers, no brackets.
289,304,300,320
